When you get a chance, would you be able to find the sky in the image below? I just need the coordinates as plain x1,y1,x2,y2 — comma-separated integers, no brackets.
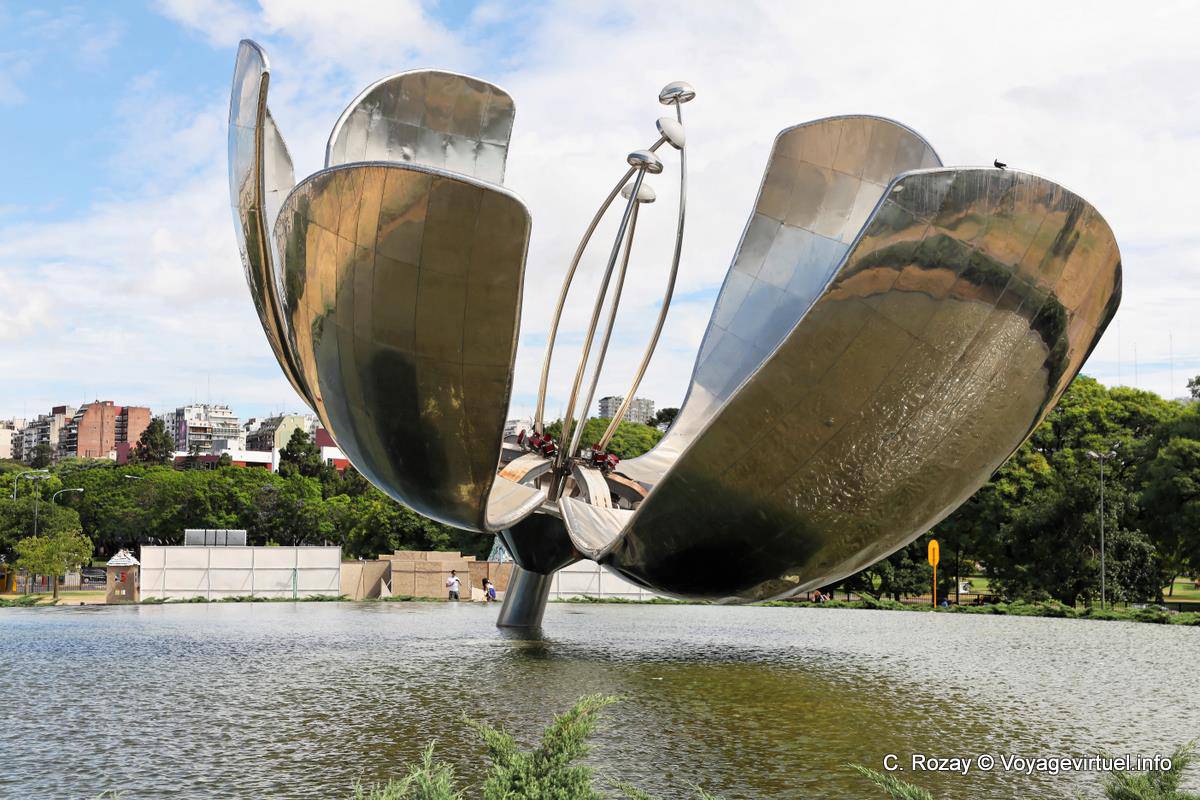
1,0,1198,425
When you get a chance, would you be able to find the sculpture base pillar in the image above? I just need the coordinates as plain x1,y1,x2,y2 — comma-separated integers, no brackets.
497,566,553,629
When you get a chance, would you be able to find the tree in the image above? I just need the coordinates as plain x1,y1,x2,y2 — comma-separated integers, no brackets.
651,407,679,429
217,452,233,468
14,528,92,599
1188,375,1200,400
543,418,663,460
133,418,175,465
1141,437,1200,594
278,428,326,479
29,442,53,469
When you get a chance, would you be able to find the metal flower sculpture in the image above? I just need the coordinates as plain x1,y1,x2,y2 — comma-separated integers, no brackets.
229,40,1121,626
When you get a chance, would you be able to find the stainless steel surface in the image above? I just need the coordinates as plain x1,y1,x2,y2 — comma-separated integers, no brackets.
325,70,515,185
656,116,685,149
616,116,941,477
561,495,631,559
626,149,663,174
495,565,554,628
567,199,645,459
597,106,693,451
658,80,696,105
232,45,1124,613
533,166,637,434
232,42,535,533
228,40,312,407
555,168,648,469
272,161,531,531
621,182,657,203
602,167,1121,600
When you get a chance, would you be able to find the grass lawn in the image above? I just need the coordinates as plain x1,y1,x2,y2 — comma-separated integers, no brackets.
1166,578,1200,601
0,590,107,605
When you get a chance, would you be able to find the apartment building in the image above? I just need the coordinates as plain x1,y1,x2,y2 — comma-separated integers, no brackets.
59,401,151,460
19,406,75,463
0,418,25,460
160,404,241,454
597,395,656,425
246,413,311,453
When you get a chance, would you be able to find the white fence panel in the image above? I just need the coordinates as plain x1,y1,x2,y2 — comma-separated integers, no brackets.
548,560,662,601
139,546,342,600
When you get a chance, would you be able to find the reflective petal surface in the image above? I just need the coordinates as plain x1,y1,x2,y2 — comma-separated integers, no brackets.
602,167,1121,601
621,116,941,484
273,162,531,531
325,70,515,185
228,40,311,407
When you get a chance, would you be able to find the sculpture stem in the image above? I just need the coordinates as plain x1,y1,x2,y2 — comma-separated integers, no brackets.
599,105,686,450
568,201,641,460
533,167,636,435
557,168,647,470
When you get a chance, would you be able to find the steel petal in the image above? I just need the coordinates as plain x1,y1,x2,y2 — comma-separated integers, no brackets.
228,40,311,408
600,167,1121,601
619,116,941,485
273,162,531,531
325,69,515,185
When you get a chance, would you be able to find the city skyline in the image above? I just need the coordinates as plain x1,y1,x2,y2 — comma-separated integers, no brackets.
2,2,1198,421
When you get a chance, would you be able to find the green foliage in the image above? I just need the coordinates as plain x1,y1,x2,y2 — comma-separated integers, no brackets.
848,765,934,800
353,696,722,800
0,594,46,607
278,428,332,481
543,418,663,460
354,743,461,800
651,407,678,429
14,528,92,597
1141,435,1200,591
29,442,53,468
469,694,617,800
0,488,82,564
1103,742,1200,800
18,460,485,561
132,418,175,465
850,374,1200,607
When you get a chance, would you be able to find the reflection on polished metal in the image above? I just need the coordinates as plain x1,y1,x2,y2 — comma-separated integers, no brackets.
231,41,1122,624
496,566,554,629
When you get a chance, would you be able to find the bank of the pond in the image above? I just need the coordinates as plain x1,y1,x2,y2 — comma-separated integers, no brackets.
560,594,1200,625
6,591,1198,626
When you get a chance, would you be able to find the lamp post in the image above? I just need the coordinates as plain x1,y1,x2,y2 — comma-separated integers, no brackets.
23,473,51,538
11,469,49,500
51,488,84,504
1087,445,1119,608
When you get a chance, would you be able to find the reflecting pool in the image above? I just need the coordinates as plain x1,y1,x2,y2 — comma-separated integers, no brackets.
2,602,1197,798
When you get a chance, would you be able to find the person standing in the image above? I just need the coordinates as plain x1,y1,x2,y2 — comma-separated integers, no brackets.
446,569,461,601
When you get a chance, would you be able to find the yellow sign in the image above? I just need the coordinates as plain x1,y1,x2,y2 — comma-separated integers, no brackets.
928,538,940,608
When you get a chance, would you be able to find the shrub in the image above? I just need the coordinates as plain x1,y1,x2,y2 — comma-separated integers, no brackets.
354,696,722,800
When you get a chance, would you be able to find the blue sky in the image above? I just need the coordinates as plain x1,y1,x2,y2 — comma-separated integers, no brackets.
1,0,1198,424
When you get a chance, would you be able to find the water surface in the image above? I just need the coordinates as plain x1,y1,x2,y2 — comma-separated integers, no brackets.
2,602,1197,799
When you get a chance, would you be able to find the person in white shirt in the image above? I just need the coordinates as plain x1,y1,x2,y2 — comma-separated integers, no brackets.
446,569,461,601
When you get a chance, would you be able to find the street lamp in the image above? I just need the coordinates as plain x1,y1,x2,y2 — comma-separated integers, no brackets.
51,488,84,503
1087,444,1120,609
21,473,52,538
11,469,49,500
